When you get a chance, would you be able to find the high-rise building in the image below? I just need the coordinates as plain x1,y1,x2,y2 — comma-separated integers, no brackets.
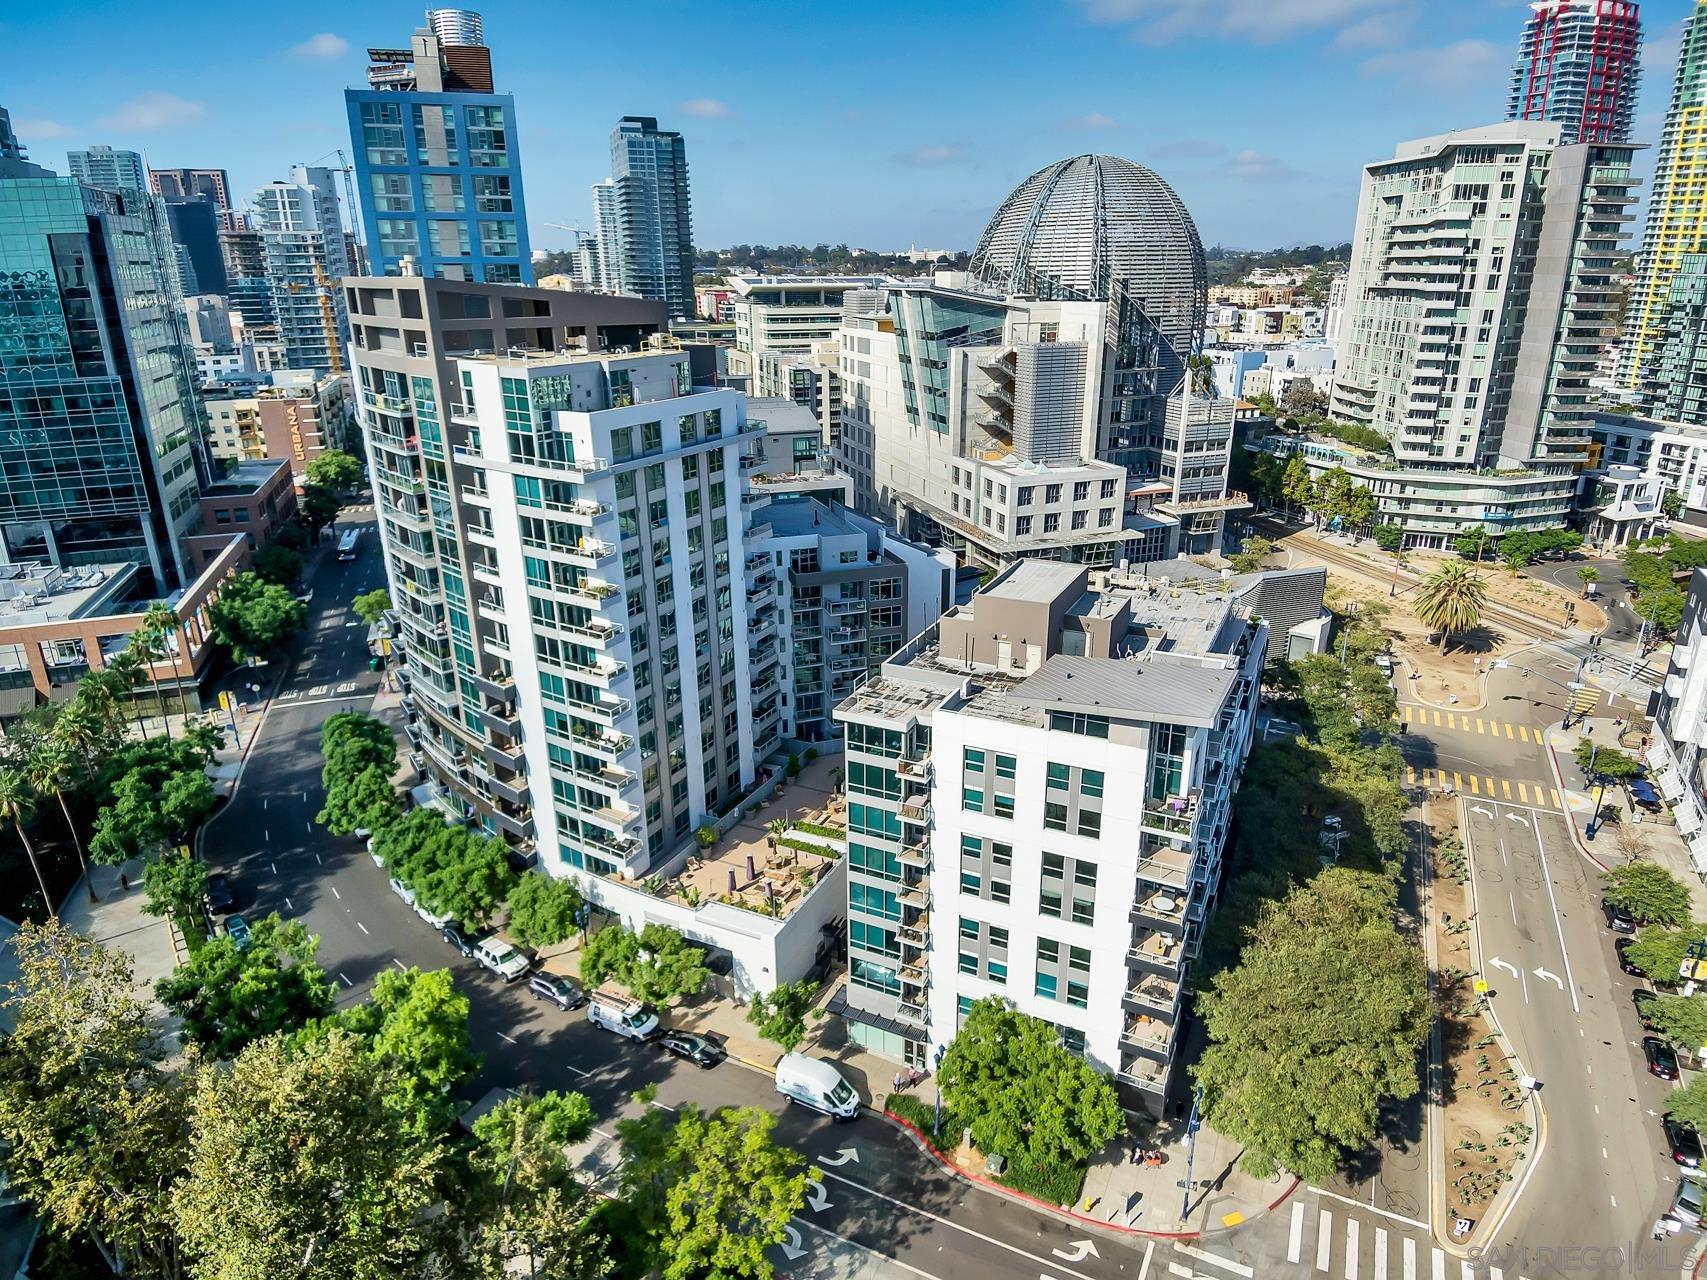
0,147,207,587
730,276,888,358
219,225,277,333
66,144,145,192
1645,567,1707,876
589,178,620,292
253,166,352,375
1618,2,1707,397
1507,0,1642,145
346,7,531,283
163,197,229,298
831,560,1264,1101
603,117,695,319
1330,124,1638,518
149,167,233,214
0,108,46,179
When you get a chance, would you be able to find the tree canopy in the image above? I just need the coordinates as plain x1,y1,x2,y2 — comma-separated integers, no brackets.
579,922,707,1005
208,572,306,661
1623,923,1703,982
305,449,363,493
156,914,333,1058
938,997,1123,1170
503,872,586,949
370,808,515,927
1413,561,1486,650
352,589,392,625
1574,739,1644,784
745,979,817,1052
1194,867,1431,1180
1667,1076,1707,1134
1651,994,1707,1053
1603,863,1693,928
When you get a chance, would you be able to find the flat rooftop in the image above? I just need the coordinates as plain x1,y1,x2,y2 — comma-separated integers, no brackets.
0,561,140,628
203,458,289,497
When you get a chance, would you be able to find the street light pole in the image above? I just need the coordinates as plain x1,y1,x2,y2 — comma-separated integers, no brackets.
932,1044,947,1140
1180,1082,1203,1223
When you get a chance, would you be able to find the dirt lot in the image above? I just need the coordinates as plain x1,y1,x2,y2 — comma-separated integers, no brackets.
1277,534,1604,705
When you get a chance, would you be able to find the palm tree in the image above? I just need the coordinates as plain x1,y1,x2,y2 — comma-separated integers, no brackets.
1185,353,1215,399
126,608,174,741
0,770,54,920
1578,565,1601,597
102,649,150,740
143,601,190,732
1414,561,1487,653
29,738,94,903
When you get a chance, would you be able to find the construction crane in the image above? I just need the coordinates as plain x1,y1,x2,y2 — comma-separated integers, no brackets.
309,148,366,273
545,222,592,250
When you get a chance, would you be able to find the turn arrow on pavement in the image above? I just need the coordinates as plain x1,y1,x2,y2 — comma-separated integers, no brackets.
1507,812,1531,826
818,1147,860,1167
804,1177,832,1213
779,1225,807,1261
1534,967,1565,991
1051,1239,1101,1262
1471,805,1494,820
1489,956,1520,979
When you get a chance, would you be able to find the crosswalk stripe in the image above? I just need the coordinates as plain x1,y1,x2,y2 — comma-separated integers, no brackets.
1445,712,1456,730
1468,774,1479,795
1517,724,1531,743
1517,781,1530,804
1402,704,1413,723
1460,1261,1475,1280
1345,1219,1359,1280
1488,1268,1503,1280
1453,772,1463,792
1287,1202,1305,1265
1373,1227,1388,1280
1432,709,1442,727
1501,778,1513,799
1317,1209,1332,1272
1432,1249,1445,1280
1552,788,1563,808
1476,718,1486,734
1402,1238,1416,1280
1504,722,1514,739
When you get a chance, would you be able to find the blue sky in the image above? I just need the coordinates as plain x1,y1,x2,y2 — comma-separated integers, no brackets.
0,0,1692,254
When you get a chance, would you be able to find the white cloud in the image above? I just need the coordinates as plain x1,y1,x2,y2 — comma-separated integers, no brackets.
901,145,963,168
96,93,205,132
678,98,731,119
10,117,71,140
1060,112,1118,131
1074,0,1402,46
1360,40,1504,94
289,32,350,60
1330,10,1412,51
1226,149,1303,183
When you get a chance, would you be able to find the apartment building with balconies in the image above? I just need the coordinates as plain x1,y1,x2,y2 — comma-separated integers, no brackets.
1646,567,1707,878
830,559,1264,1106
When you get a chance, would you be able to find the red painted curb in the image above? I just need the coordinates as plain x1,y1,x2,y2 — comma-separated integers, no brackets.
879,1110,1303,1241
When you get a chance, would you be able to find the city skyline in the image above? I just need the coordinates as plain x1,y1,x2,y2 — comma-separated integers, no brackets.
0,0,1690,254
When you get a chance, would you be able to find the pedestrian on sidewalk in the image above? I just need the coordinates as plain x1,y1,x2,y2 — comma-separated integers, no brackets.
892,1071,905,1094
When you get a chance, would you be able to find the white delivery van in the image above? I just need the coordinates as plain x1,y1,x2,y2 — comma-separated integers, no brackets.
587,987,661,1041
774,1053,861,1121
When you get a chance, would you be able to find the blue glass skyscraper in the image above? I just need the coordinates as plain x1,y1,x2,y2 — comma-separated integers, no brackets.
345,9,530,284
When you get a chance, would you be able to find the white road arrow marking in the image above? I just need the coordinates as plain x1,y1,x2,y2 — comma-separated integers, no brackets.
779,1225,807,1261
818,1147,860,1167
1534,967,1564,991
1471,805,1494,819
1052,1240,1101,1262
1506,812,1530,825
804,1177,831,1213
1489,956,1520,979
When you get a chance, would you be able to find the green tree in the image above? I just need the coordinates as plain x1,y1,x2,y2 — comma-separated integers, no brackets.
1194,868,1430,1181
1664,489,1685,519
156,914,332,1058
0,921,188,1275
579,923,707,1005
939,997,1123,1169
352,589,392,625
319,763,400,836
136,601,189,736
1373,523,1403,552
1229,536,1273,574
0,769,55,919
1623,924,1702,981
1413,560,1487,652
305,449,363,493
504,872,586,948
1637,586,1686,640
375,809,516,928
1667,1076,1707,1133
1651,994,1707,1052
208,573,306,661
175,1030,442,1280
746,980,817,1052
28,736,94,903
465,1090,605,1279
616,1103,808,1280
141,851,209,928
1574,738,1644,783
300,483,342,539
1281,453,1313,515
252,541,304,586
1578,565,1600,594
1452,527,1494,561
1604,862,1693,928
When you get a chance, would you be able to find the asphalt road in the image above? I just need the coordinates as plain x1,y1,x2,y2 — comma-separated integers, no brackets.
1395,662,1688,1278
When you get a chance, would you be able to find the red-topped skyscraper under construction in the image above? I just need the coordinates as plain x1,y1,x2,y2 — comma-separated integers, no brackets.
1507,0,1642,145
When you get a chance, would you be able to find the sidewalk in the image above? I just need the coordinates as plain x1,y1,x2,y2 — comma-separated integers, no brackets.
1543,714,1707,917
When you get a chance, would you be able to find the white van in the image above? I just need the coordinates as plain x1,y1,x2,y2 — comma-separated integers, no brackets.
774,1053,861,1121
587,987,661,1041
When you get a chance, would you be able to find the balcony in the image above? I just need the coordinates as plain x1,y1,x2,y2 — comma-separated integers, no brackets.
564,581,621,607
900,797,931,824
478,705,520,739
564,656,625,685
1118,1055,1168,1095
897,755,933,781
582,801,640,832
1141,793,1199,837
484,739,523,771
1121,1014,1175,1060
898,913,930,945
1130,888,1187,935
898,883,931,910
488,774,529,807
563,538,616,566
571,731,634,761
491,807,535,840
827,598,868,616
561,618,622,645
564,693,630,725
1126,930,1183,977
470,670,515,704
897,841,930,870
1122,972,1181,1019
899,962,927,991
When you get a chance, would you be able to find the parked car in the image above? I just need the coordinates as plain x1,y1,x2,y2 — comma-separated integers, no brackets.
1668,1174,1706,1229
222,914,252,951
414,899,454,929
1645,1036,1681,1081
203,873,235,916
587,987,662,1041
1603,898,1639,933
474,937,531,983
1635,989,1661,1030
1616,938,1644,976
528,972,586,1011
442,922,477,957
658,1029,727,1069
774,1053,861,1121
389,877,417,909
1666,1117,1705,1169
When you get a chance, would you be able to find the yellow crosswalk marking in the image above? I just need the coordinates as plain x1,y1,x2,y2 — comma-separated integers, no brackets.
1552,788,1563,808
1504,723,1515,739
1476,719,1486,735
1517,725,1531,744
1517,781,1530,804
1454,772,1464,792
1432,709,1443,727
1402,705,1414,723
1486,777,1497,797
1448,713,1459,730
1405,766,1416,785
1468,775,1479,794
1501,779,1513,799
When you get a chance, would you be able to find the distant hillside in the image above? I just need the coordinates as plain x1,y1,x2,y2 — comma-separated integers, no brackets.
1206,243,1350,287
